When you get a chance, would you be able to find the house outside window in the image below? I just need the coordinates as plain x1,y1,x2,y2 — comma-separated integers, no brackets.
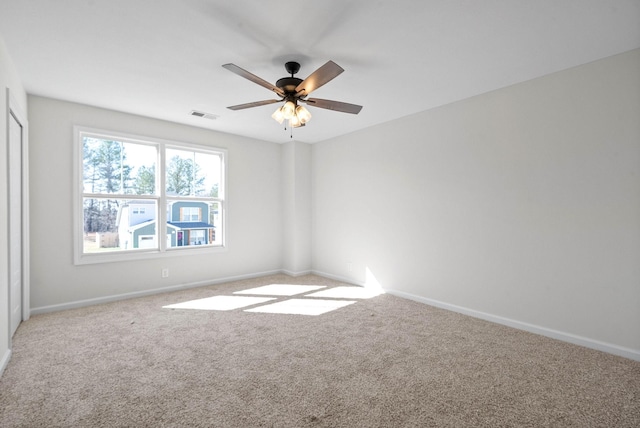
74,127,225,264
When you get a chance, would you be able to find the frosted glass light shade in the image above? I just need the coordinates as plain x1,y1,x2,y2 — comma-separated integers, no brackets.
282,100,296,119
271,107,285,124
296,105,311,124
290,113,302,128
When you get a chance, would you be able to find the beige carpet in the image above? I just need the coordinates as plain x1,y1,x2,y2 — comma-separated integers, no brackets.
1,274,639,427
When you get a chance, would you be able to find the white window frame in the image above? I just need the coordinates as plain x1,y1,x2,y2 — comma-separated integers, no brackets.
73,126,227,265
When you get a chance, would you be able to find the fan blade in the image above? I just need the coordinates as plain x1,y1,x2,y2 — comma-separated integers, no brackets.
295,61,344,97
303,98,363,114
227,99,281,111
222,63,285,97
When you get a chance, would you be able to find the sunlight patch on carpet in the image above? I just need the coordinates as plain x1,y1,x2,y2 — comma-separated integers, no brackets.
163,296,276,311
305,286,384,299
233,284,326,296
244,298,356,316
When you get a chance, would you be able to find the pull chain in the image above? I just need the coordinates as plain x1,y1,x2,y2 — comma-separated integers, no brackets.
284,121,293,138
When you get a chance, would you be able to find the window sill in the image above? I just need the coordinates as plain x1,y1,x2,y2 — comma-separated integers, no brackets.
74,245,228,265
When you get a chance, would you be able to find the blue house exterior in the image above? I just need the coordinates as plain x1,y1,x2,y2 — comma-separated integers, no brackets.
118,200,215,249
167,201,215,247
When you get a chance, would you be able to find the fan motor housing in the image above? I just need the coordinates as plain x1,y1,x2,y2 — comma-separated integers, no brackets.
276,77,303,94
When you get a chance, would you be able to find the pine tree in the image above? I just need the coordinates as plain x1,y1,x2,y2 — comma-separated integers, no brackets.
166,156,205,196
82,138,132,232
135,165,156,195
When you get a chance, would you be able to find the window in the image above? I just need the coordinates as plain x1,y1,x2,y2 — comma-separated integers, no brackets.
181,207,201,222
74,127,225,264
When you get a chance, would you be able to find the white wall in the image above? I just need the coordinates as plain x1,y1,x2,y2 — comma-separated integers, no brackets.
281,141,312,275
28,96,283,311
0,35,28,372
312,49,640,358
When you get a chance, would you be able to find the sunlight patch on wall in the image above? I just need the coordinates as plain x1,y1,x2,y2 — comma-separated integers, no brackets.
233,284,325,296
244,298,356,316
163,295,275,311
365,267,384,290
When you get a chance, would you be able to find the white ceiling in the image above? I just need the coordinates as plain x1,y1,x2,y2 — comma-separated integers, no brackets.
1,0,639,144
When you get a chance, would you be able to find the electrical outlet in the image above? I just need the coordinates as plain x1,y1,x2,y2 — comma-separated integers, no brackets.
161,268,169,278
347,262,353,272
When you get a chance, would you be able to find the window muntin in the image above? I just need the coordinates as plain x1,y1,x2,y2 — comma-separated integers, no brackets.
76,128,225,264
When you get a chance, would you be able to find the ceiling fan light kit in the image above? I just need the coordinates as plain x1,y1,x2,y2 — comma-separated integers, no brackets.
271,106,285,124
271,100,311,128
223,60,362,131
295,104,312,122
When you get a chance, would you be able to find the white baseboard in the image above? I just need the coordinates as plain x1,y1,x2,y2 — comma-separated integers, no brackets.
281,269,313,277
30,269,283,315
1,349,11,376
26,269,640,362
316,269,640,362
385,288,640,362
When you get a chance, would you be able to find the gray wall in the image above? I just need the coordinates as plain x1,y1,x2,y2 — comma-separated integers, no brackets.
312,49,640,357
28,96,284,310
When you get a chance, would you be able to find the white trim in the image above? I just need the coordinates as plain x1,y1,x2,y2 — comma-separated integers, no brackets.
384,288,640,362
72,126,83,264
159,139,167,251
76,244,228,265
73,126,227,265
30,269,283,315
6,88,30,331
0,349,11,376
311,270,640,361
27,266,640,362
281,269,313,277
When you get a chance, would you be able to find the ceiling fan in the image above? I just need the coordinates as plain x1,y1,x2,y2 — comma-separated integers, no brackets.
222,60,362,128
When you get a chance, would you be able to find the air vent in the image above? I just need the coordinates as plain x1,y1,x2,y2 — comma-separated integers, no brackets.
189,110,219,120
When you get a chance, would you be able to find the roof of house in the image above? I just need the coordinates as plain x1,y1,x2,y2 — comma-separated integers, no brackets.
123,200,156,206
126,219,156,233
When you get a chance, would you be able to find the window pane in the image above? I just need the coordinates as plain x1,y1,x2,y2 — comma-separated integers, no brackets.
166,148,220,197
83,137,156,195
83,198,158,253
166,200,222,248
